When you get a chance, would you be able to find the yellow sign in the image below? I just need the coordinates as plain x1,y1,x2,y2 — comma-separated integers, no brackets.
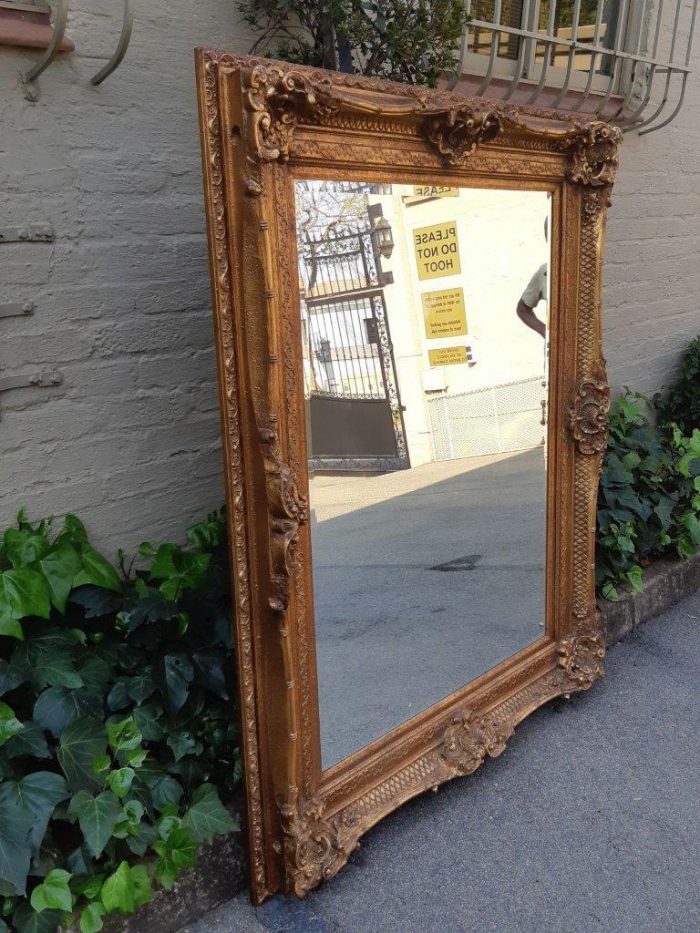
413,221,461,280
428,346,469,367
422,288,467,339
411,185,459,199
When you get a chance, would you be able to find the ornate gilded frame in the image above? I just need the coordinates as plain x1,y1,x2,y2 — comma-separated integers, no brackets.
195,50,619,905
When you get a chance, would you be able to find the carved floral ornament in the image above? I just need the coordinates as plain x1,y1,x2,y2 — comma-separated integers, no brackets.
558,629,606,691
568,374,611,456
239,61,622,184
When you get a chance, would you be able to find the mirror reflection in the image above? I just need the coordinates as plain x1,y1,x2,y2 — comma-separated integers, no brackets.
295,180,551,770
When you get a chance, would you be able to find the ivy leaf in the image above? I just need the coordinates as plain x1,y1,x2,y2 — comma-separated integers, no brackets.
2,529,50,569
154,826,197,889
0,703,23,748
38,543,83,614
192,649,229,700
0,772,69,894
100,861,135,914
107,716,142,754
57,514,88,546
73,548,122,594
68,791,122,858
0,659,26,697
133,703,163,741
106,680,130,713
166,732,196,763
157,655,194,713
108,768,135,799
79,902,105,933
33,687,102,739
68,586,122,619
77,656,114,694
11,642,83,692
0,796,33,895
11,903,64,933
150,776,183,812
30,868,73,913
0,568,50,621
57,719,107,792
126,669,156,705
130,864,153,908
0,610,24,640
183,783,237,843
4,722,51,759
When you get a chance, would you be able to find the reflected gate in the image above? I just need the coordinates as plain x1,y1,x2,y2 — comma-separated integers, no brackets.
300,224,409,473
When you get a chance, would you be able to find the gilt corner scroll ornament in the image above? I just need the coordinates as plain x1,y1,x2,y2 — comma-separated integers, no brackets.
245,64,337,163
560,122,622,189
279,789,361,897
558,626,606,691
278,706,515,897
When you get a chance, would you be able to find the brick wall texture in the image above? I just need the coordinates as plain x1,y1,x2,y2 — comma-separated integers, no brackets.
1,2,699,554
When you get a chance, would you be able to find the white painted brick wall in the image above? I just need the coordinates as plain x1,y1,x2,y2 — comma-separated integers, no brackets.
0,0,254,554
1,2,699,554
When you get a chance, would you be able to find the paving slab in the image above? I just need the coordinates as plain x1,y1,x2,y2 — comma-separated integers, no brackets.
182,589,700,933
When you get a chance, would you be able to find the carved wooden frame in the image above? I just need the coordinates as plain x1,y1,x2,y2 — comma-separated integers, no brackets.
195,50,619,905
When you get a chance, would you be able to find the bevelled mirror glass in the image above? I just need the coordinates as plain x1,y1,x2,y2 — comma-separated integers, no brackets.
295,180,552,769
197,51,619,905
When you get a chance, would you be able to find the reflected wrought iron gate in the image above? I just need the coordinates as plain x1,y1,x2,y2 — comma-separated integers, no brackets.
299,224,408,472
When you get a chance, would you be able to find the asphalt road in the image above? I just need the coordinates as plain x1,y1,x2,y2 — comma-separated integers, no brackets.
181,589,700,933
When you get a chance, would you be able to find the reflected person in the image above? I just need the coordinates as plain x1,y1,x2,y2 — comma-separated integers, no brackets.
516,216,548,340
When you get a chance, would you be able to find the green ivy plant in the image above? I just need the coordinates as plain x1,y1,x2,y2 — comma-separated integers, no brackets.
654,335,700,437
596,391,700,600
0,510,239,933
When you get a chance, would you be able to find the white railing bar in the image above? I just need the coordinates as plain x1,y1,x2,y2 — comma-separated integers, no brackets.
526,0,559,104
476,0,505,96
22,0,68,84
594,0,633,115
503,0,535,101
462,0,696,132
571,0,608,111
639,0,699,134
90,0,134,86
466,20,692,72
634,0,686,130
620,0,669,127
553,0,583,107
447,4,472,90
611,0,652,120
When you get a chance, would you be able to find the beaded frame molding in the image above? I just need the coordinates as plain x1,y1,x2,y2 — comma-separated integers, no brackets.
195,50,620,904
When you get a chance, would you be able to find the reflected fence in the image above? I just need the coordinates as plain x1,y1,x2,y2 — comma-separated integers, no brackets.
427,376,546,460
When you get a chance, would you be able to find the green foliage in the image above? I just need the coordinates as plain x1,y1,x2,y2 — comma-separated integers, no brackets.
0,510,239,933
655,335,700,437
240,0,465,87
597,391,700,600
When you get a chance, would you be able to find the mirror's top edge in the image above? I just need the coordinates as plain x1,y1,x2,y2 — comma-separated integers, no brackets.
195,47,623,142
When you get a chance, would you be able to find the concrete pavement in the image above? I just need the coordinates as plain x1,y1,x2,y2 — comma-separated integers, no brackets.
180,589,700,933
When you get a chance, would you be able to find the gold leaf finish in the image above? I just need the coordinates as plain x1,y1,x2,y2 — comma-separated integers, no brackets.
195,51,619,904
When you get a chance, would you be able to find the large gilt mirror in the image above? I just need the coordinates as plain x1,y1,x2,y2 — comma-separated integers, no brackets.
196,51,620,904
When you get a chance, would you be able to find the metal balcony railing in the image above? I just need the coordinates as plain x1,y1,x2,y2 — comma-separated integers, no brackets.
453,0,698,134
